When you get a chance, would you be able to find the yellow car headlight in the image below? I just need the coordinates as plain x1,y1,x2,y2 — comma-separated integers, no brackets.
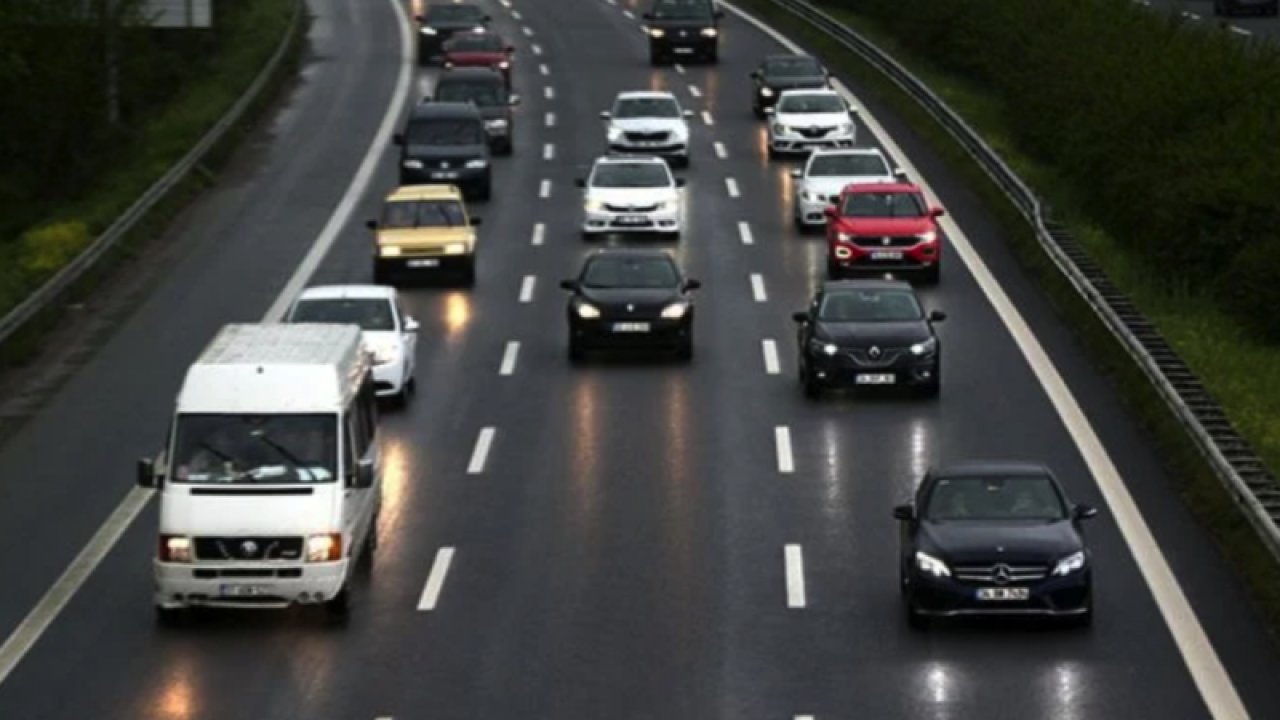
380,246,402,257
444,243,469,255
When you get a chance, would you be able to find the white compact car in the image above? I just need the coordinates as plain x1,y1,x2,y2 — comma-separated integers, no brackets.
766,89,857,157
790,148,902,228
578,155,685,238
288,285,418,401
601,91,694,167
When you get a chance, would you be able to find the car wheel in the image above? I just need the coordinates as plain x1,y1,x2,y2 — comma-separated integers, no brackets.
767,145,779,161
325,584,352,624
649,52,662,66
706,49,718,64
474,182,492,202
499,139,513,157
663,230,681,242
793,214,806,232
373,265,389,286
753,104,764,120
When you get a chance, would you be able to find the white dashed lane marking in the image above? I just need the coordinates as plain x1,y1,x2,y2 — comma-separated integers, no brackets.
701,110,714,126
762,340,780,375
726,178,740,198
519,275,536,303
543,143,554,160
775,426,793,474
532,222,546,246
539,63,550,76
714,141,727,159
523,25,534,36
544,86,555,99
785,544,806,608
499,341,521,376
545,111,556,127
688,85,702,98
417,548,456,611
539,179,552,198
737,221,753,245
467,428,496,475
532,43,543,55
750,272,766,302
674,63,685,74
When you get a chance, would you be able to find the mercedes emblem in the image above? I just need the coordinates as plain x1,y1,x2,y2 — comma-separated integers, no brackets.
992,564,1012,585
240,540,259,557
439,161,449,169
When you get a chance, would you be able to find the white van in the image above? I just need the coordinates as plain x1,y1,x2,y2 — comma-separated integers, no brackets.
137,323,382,623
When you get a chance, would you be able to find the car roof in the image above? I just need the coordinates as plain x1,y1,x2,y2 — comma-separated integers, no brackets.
296,285,397,301
593,154,669,166
410,101,483,119
614,90,678,101
777,88,840,98
842,181,921,193
820,278,914,293
386,184,464,202
931,460,1056,479
437,67,504,82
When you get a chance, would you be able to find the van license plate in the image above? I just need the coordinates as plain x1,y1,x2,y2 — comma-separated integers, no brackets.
976,587,1029,601
407,259,440,268
870,251,903,260
220,584,270,598
430,171,459,180
855,373,895,385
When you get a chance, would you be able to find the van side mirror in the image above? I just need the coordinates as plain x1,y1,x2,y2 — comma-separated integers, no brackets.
470,216,482,226
928,310,947,322
1073,504,1098,521
642,11,654,20
137,457,158,489
893,504,915,521
351,458,375,489
393,133,405,146
404,317,419,333
560,279,579,291
792,311,809,324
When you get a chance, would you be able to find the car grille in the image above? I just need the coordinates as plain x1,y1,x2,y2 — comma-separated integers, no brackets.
623,131,670,142
604,203,659,212
851,235,920,248
847,347,905,367
193,536,304,562
797,126,833,139
952,563,1049,584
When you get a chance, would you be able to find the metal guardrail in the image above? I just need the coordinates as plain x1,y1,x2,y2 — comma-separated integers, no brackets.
763,0,1280,561
0,0,303,350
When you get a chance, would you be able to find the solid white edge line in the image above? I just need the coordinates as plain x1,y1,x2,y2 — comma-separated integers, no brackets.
796,716,815,720
499,341,520,376
539,179,552,198
1231,25,1251,36
714,141,727,159
532,222,546,246
0,0,418,688
784,544,806,608
417,547,456,611
737,221,753,245
726,177,740,198
543,143,554,161
717,1,1247,715
701,110,714,126
750,272,767,302
775,425,793,474
467,427,496,475
519,275,536,303
762,339,780,375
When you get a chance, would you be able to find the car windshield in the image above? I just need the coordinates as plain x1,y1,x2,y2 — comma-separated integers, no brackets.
435,81,504,107
591,162,671,188
447,33,503,52
778,94,844,113
924,474,1069,522
650,0,714,19
840,191,926,218
615,97,681,119
290,298,395,332
764,57,821,77
818,289,923,322
424,5,484,23
380,199,467,228
171,414,338,485
582,256,679,289
406,118,485,145
809,154,889,178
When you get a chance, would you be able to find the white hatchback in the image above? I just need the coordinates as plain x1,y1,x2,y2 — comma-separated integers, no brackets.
287,285,419,401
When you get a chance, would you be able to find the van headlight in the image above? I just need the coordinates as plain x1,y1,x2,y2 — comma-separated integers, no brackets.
307,533,343,563
403,159,424,169
576,303,601,319
159,535,193,563
660,302,689,319
464,158,488,169
915,551,951,578
909,337,937,356
444,243,469,255
1052,551,1087,577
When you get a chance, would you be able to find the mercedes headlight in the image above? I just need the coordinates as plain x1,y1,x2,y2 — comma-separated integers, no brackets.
485,118,508,130
1052,551,1087,577
402,159,424,169
419,26,438,35
760,87,774,97
576,303,601,319
700,27,718,37
380,246,402,257
464,158,488,169
915,551,951,578
648,28,666,38
444,243,468,255
660,302,689,319
909,337,937,356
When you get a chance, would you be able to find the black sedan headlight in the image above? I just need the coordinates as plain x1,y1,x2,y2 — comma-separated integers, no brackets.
909,337,938,357
808,339,838,357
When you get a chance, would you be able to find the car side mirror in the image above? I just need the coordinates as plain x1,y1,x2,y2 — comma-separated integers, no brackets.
789,168,802,179
683,109,694,118
750,70,760,79
508,94,521,106
443,61,455,69
684,278,702,291
575,178,586,188
823,205,837,219
928,310,947,322
763,107,775,115
600,110,611,120
137,457,158,489
893,504,915,521
470,216,482,226
351,458,375,489
393,132,405,146
1073,504,1098,521
365,219,378,230
675,178,687,188
929,206,945,218
893,167,907,178
792,311,809,324
560,279,579,291
642,11,654,20
404,317,419,333
483,14,492,21
847,104,858,115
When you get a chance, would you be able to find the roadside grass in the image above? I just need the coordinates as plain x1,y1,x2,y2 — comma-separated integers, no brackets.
731,0,1280,633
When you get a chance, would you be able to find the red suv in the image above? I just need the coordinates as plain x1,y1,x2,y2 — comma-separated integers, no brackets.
442,31,515,88
824,182,944,283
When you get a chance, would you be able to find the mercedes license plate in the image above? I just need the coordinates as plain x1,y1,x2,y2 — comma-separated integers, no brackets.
976,587,1029,601
612,322,651,333
219,584,270,598
870,251,904,261
430,171,459,180
855,373,895,385
616,215,649,225
407,258,440,268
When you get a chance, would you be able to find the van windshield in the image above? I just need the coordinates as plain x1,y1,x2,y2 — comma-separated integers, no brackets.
171,414,338,484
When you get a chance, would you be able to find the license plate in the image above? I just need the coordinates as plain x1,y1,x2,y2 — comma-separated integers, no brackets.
673,47,694,54
612,322,651,333
616,215,649,225
430,171,459,180
219,584,270,598
976,587,1029,601
870,251,904,261
407,258,440,268
855,373,895,385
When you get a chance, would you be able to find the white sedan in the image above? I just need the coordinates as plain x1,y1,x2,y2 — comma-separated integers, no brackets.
766,89,857,157
578,155,685,239
287,285,419,402
790,148,903,228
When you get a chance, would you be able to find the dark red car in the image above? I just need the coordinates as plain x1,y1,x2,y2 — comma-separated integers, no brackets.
442,31,514,88
824,182,944,284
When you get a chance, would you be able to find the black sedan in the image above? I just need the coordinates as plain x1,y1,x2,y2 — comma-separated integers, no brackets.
751,54,829,118
561,249,700,362
893,461,1098,628
415,3,491,65
793,279,942,397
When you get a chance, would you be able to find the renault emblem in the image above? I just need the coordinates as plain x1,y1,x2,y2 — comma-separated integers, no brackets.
869,345,882,359
992,564,1012,585
240,540,260,557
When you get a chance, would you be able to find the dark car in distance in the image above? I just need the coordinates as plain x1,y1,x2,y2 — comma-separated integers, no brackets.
430,67,520,155
442,31,515,87
751,54,829,117
416,3,491,65
643,0,722,65
894,461,1098,628
395,102,491,200
561,250,700,362
793,280,942,397
1214,0,1278,16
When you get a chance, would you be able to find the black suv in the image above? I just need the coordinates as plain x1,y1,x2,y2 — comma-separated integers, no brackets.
416,3,491,65
395,102,492,200
431,67,520,156
643,0,722,65
750,54,829,118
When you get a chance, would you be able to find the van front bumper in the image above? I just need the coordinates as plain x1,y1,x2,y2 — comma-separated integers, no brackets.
154,559,349,609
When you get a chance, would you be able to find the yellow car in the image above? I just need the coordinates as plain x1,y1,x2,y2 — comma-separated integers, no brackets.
367,184,481,286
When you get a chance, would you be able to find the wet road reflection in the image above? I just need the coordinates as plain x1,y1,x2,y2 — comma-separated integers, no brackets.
442,292,473,341
568,372,603,537
148,653,197,720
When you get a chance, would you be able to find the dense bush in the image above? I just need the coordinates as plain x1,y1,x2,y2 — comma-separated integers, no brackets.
838,0,1280,340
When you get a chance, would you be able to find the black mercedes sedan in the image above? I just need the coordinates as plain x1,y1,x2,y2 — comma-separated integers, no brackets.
792,279,942,397
893,461,1098,628
560,249,700,362
751,54,829,117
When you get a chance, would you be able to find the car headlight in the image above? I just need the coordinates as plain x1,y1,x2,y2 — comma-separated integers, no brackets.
472,25,486,32
836,232,852,242
464,158,488,169
660,302,689,319
498,60,510,69
607,126,624,142
160,535,192,563
1052,551,1087,577
700,27,718,37
585,198,606,213
772,123,788,135
485,118,508,130
801,190,818,202
654,200,675,212
916,230,937,243
760,87,774,97
306,533,343,563
444,242,469,255
915,551,951,578
909,337,937,356
419,26,438,36
380,246,402,257
403,159,424,170
809,339,838,356
372,346,398,365
837,122,853,135
576,303,601,319
648,28,665,38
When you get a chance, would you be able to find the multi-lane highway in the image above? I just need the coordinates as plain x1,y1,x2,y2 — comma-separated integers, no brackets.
1141,0,1280,38
1,0,1280,717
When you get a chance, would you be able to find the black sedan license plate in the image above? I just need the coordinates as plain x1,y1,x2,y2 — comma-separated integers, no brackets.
430,171,459,180
976,587,1029,601
855,373,895,385
612,322,650,333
